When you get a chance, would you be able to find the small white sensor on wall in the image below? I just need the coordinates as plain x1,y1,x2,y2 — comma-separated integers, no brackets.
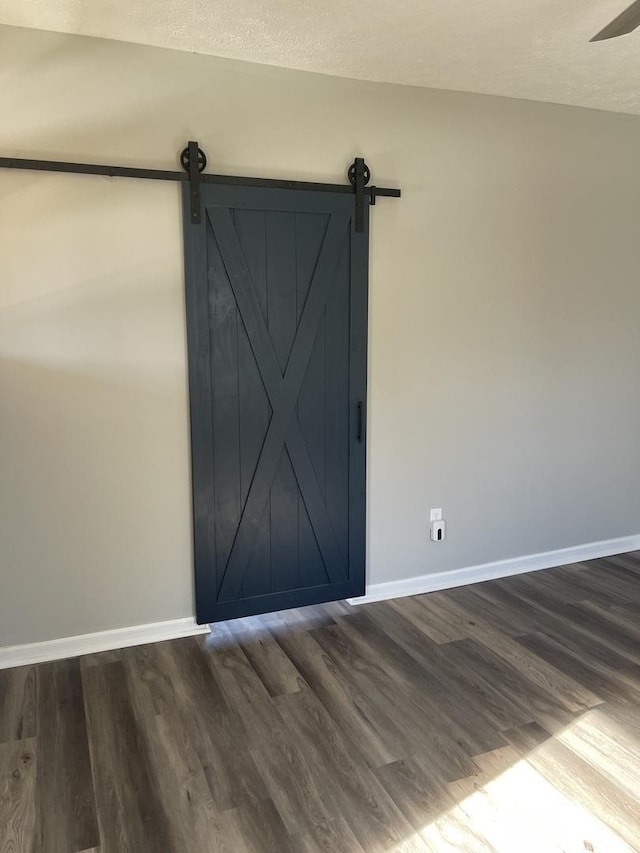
430,520,446,542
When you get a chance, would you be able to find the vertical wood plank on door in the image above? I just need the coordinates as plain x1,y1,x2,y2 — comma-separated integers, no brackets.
184,194,217,620
209,220,242,584
266,211,297,373
235,209,272,598
270,449,300,594
347,206,368,587
0,738,36,853
296,214,327,496
325,233,351,571
297,212,330,587
33,659,99,853
267,211,300,593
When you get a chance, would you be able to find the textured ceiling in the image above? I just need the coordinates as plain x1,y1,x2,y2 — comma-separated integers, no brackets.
2,0,640,114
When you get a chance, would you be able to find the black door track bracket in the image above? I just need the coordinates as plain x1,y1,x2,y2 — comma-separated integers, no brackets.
348,158,371,234
180,141,207,225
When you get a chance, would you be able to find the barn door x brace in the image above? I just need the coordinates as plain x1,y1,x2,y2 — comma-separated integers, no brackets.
0,141,401,232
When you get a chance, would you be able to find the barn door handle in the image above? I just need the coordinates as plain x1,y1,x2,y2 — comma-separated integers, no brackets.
357,402,365,443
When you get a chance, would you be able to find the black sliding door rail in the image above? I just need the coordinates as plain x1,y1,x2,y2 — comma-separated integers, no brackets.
0,150,400,197
0,141,400,231
0,156,187,183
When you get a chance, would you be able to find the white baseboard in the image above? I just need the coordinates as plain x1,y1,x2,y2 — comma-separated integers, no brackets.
0,617,209,671
3,535,638,669
347,534,640,606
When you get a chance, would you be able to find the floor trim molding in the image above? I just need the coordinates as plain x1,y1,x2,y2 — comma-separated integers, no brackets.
347,534,640,606
0,617,209,670
3,535,638,669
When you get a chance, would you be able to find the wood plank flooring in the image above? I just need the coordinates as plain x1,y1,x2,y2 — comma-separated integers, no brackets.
2,553,640,851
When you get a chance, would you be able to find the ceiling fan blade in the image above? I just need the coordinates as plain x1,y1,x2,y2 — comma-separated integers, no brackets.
591,0,640,41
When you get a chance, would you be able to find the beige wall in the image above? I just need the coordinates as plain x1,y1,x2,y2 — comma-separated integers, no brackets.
2,24,640,647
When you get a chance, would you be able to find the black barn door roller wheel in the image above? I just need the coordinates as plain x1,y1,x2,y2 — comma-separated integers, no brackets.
181,142,207,224
180,145,207,174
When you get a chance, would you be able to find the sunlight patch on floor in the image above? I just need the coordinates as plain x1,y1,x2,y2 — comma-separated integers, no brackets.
555,707,638,801
396,710,636,853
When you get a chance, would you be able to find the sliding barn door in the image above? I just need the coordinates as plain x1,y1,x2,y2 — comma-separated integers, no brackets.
183,184,368,623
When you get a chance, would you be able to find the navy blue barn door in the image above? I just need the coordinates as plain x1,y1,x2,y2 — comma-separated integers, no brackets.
183,183,368,623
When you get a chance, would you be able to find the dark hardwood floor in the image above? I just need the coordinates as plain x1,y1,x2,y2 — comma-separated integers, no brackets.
2,553,640,851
